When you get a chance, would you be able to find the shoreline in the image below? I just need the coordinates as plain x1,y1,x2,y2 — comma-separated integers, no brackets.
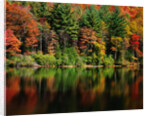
7,63,143,68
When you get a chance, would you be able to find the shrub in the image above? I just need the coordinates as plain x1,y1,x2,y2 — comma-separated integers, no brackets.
87,56,93,64
103,55,114,65
48,55,56,65
55,47,84,66
56,59,62,65
63,47,78,65
32,52,56,66
7,55,35,66
75,57,84,66
61,53,70,65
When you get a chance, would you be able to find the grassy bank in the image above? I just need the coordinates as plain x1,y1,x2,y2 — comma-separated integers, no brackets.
6,54,141,68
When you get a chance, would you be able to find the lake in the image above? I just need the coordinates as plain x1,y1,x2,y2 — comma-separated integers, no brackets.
6,67,143,115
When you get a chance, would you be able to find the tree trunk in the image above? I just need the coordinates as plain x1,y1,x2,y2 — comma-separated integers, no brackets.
133,50,135,64
72,39,77,47
40,35,42,52
115,51,117,61
121,49,125,65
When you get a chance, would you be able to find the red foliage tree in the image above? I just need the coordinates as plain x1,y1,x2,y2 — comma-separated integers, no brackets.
120,6,138,20
5,29,21,56
129,7,138,19
6,2,39,53
130,33,140,51
109,6,115,12
130,33,143,57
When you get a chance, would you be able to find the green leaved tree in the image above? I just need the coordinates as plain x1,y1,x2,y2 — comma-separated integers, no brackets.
106,6,127,62
80,5,102,37
49,3,79,48
107,6,127,38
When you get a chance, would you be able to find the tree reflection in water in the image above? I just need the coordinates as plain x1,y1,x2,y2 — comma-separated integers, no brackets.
6,67,143,115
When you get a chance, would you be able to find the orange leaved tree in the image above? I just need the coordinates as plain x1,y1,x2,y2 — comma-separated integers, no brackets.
6,2,39,54
5,29,21,57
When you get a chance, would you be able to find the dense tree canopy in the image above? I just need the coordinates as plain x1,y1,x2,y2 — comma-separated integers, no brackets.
5,1,143,66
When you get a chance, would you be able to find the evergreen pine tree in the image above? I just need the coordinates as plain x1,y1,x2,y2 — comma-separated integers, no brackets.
49,3,79,48
80,5,102,37
99,5,111,22
107,6,127,38
30,2,48,21
106,6,127,61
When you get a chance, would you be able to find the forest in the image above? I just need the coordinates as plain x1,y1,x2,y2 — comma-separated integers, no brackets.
5,1,143,67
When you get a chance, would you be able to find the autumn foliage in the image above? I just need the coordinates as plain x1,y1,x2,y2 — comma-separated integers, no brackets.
5,29,21,55
5,1,143,66
130,33,143,57
78,27,97,55
130,33,140,50
6,2,39,53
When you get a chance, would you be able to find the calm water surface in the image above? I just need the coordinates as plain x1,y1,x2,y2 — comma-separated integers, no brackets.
6,67,143,115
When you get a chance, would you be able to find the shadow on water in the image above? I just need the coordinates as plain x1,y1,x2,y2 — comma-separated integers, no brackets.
6,67,143,115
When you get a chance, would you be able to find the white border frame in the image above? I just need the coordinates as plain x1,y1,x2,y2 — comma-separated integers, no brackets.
0,0,4,115
1,0,149,116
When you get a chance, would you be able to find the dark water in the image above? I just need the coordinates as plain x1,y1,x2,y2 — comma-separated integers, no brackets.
6,67,143,115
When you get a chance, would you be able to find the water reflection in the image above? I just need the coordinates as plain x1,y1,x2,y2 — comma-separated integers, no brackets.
6,67,143,115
